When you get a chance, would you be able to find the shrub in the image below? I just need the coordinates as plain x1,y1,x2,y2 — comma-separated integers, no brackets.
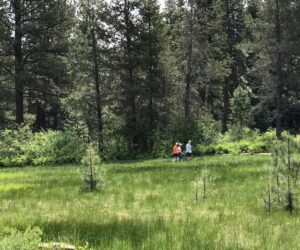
26,130,84,165
0,126,32,166
151,140,172,159
0,227,42,250
194,131,269,156
0,126,85,167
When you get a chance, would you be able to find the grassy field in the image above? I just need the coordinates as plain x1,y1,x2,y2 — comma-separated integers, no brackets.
0,155,300,249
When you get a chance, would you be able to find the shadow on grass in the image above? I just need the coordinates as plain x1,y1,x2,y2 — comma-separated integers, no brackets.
41,217,167,248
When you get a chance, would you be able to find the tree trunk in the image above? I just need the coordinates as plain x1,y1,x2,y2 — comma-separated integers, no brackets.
13,0,24,124
147,11,154,151
91,25,103,153
124,0,138,150
221,0,231,134
51,104,60,130
275,0,283,139
222,0,235,134
183,6,194,141
185,42,192,122
35,100,46,130
184,9,193,123
222,79,229,133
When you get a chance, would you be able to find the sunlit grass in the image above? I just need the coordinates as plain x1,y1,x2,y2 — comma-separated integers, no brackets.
0,155,299,249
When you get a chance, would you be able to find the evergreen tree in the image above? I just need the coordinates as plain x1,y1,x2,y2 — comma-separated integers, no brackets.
139,0,167,150
257,0,300,137
109,0,143,152
0,0,73,127
69,0,108,152
212,0,247,133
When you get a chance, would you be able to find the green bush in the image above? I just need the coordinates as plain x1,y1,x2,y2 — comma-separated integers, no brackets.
0,126,32,166
0,227,42,250
26,130,84,165
194,131,270,156
0,126,85,167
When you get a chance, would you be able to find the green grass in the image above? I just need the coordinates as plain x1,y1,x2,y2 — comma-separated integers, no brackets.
0,155,300,249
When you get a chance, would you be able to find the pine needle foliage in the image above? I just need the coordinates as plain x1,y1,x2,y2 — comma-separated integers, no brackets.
81,145,105,192
264,132,300,213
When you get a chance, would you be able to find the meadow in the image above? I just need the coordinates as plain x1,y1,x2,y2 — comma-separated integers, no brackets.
0,155,300,249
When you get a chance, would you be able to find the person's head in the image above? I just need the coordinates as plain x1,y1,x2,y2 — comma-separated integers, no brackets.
176,142,179,146
188,140,191,144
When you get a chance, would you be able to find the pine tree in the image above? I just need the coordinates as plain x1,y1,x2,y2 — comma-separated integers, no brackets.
256,1,300,137
164,0,213,140
75,0,108,152
109,0,143,152
81,145,105,192
139,0,167,150
212,0,247,133
1,0,73,127
267,133,300,213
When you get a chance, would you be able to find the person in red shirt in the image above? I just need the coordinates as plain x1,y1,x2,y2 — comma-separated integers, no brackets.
173,143,179,161
177,143,182,161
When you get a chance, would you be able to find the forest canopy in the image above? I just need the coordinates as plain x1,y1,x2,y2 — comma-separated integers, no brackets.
1,0,300,157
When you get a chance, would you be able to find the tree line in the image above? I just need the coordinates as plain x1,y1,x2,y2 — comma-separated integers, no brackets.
1,0,300,155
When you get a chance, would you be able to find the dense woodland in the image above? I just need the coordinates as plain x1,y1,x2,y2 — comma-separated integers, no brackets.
1,0,300,157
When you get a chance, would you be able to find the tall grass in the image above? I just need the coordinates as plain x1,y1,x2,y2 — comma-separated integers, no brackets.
0,155,299,249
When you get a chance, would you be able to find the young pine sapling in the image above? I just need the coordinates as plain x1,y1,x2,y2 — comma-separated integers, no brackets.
265,133,300,213
192,167,210,203
81,146,105,192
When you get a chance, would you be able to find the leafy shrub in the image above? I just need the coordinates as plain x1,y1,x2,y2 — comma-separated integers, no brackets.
0,227,42,250
0,126,32,166
0,125,85,167
194,131,270,156
26,130,84,165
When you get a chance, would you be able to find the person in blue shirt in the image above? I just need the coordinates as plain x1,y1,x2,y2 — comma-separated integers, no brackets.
186,140,192,161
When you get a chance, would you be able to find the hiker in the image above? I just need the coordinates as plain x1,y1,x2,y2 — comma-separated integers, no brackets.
173,143,179,161
177,143,182,161
186,140,192,161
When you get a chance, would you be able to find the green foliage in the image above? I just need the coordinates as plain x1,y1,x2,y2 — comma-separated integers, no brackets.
0,126,85,167
194,129,269,156
0,126,33,166
151,137,172,159
26,130,84,165
230,85,254,131
102,138,132,161
0,227,42,250
265,132,300,213
167,112,220,147
196,114,220,146
81,146,105,192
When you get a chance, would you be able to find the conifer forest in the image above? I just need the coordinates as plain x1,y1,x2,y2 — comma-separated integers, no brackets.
2,0,300,157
